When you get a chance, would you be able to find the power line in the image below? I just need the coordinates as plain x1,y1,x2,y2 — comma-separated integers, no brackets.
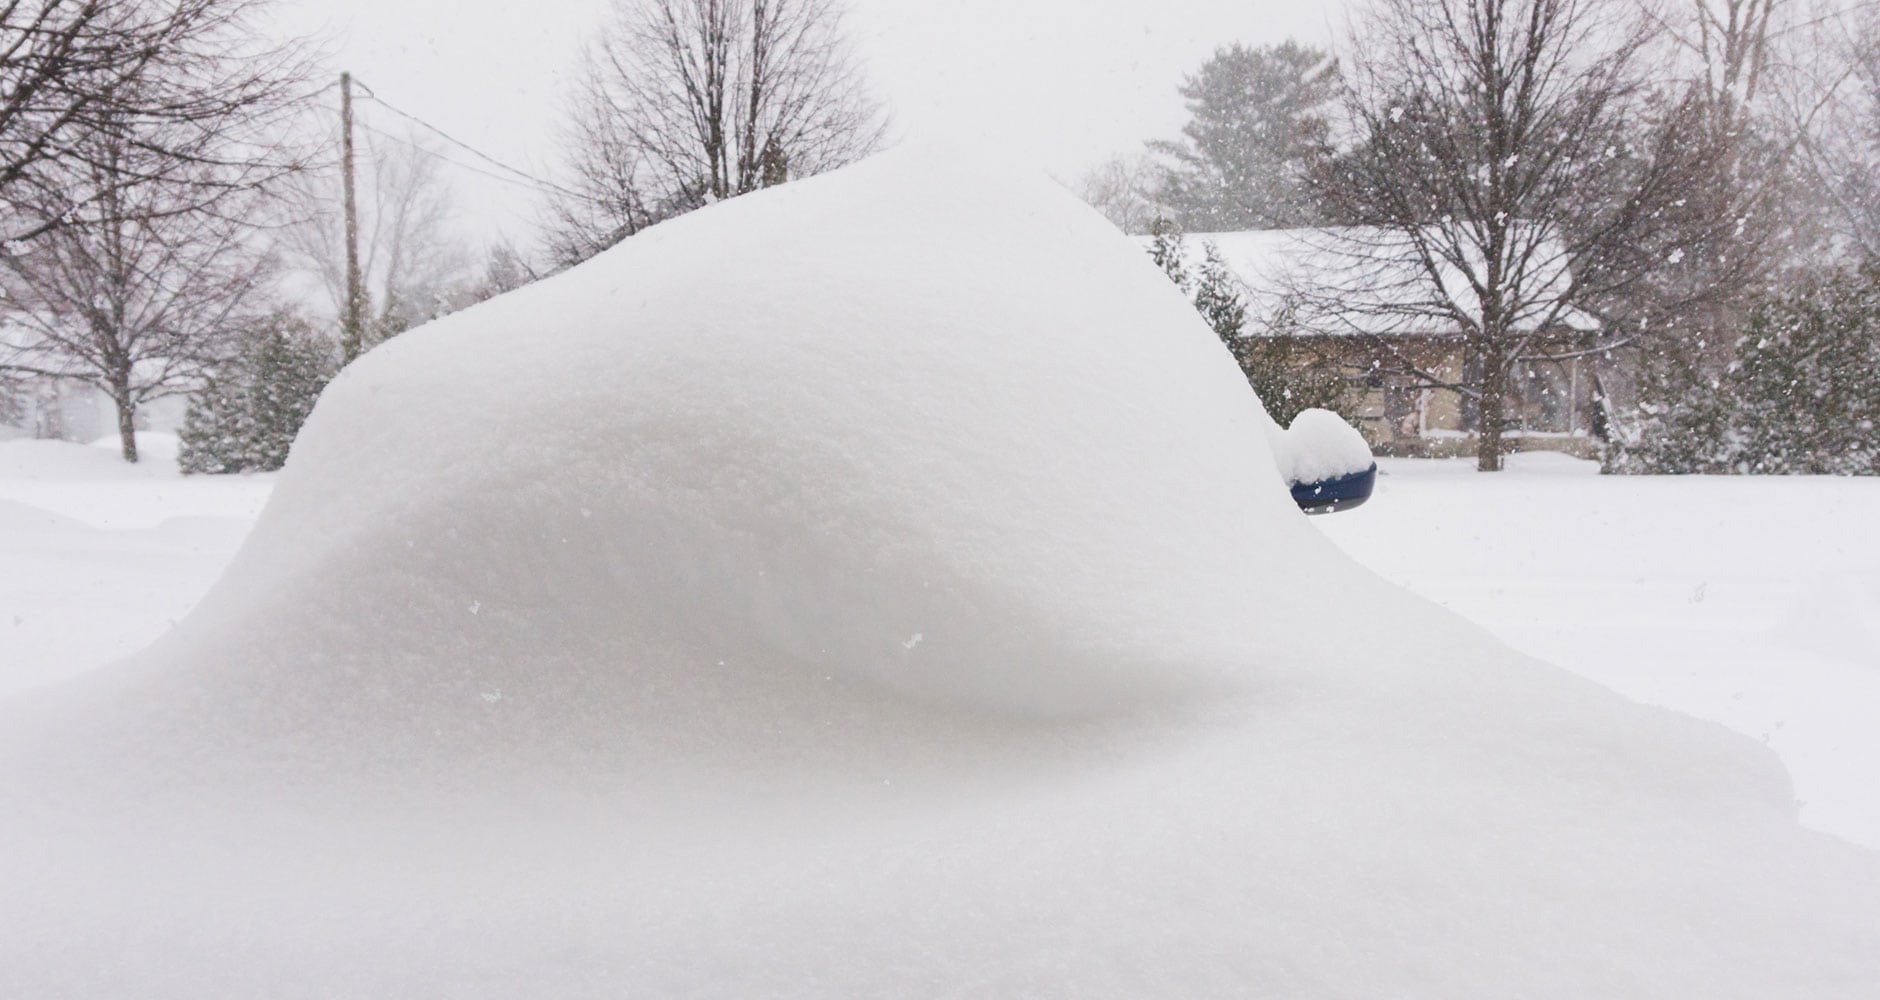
351,118,572,198
347,80,595,206
304,102,601,215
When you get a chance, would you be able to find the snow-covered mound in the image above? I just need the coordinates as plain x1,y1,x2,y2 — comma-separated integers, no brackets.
2,149,1877,999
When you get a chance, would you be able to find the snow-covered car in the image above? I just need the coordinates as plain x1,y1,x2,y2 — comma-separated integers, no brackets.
2,149,1875,999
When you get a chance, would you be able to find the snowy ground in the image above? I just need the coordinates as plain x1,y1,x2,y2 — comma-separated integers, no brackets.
0,437,272,698
1315,452,1880,849
1,441,1876,849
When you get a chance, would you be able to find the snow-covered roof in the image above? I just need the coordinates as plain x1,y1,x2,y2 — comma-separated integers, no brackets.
1147,226,1603,338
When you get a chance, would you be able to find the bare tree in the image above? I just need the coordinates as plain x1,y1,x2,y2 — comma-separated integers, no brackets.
279,128,474,347
1074,154,1162,234
1321,0,1750,470
0,127,274,462
0,0,305,462
544,0,886,267
467,238,542,302
542,75,664,268
0,0,309,243
1793,4,1880,259
1636,0,1818,283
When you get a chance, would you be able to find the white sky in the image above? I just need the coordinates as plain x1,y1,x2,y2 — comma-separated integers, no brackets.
275,0,1345,249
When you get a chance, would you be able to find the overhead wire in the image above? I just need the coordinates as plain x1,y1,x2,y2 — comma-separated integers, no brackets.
345,115,569,198
343,79,597,206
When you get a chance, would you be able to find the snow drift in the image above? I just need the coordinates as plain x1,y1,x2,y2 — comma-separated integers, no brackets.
2,148,1877,999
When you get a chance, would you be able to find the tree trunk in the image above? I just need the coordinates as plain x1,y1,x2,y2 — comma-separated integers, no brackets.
1458,346,1481,433
110,380,138,463
1477,345,1506,472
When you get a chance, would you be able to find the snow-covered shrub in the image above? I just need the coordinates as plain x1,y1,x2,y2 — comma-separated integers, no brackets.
1146,216,1191,293
1722,265,1880,473
1234,333,1354,427
1609,263,1880,474
1602,347,1733,474
1191,240,1244,340
177,313,335,474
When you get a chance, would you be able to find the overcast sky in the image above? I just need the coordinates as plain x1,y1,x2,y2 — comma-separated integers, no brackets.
275,0,1346,248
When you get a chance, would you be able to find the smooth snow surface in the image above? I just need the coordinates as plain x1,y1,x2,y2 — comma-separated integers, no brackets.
3,150,1877,998
0,439,270,696
1314,453,1880,850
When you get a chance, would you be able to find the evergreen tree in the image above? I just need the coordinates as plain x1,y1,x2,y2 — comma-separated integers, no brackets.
1608,264,1880,474
178,314,335,474
1148,217,1190,294
177,375,254,474
1192,242,1246,345
1725,265,1880,474
246,323,334,470
1149,41,1340,231
1237,337,1355,428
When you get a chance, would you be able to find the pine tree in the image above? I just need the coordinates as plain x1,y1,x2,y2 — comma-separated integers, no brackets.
1726,265,1880,474
246,322,333,470
1191,242,1246,346
1609,263,1880,474
1237,337,1354,427
177,375,254,474
177,313,335,474
1603,349,1733,474
1147,217,1190,295
1149,41,1340,230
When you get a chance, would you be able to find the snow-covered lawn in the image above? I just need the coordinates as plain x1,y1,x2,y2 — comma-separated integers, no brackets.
0,437,270,698
1316,452,1880,849
5,440,1875,850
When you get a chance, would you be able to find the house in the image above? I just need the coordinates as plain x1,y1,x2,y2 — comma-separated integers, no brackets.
1150,227,1605,455
0,319,187,447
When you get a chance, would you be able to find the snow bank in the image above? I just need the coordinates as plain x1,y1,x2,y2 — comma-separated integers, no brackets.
2,148,1877,998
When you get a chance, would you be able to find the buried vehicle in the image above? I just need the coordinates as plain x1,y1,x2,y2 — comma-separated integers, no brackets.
0,148,1876,999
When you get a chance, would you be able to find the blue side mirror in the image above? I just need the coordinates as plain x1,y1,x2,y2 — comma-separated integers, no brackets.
1292,463,1377,514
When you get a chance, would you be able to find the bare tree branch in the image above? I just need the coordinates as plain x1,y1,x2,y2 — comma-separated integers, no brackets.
0,0,314,244
542,0,886,268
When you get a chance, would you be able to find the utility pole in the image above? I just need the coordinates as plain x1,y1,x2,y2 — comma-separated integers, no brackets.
339,71,365,364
